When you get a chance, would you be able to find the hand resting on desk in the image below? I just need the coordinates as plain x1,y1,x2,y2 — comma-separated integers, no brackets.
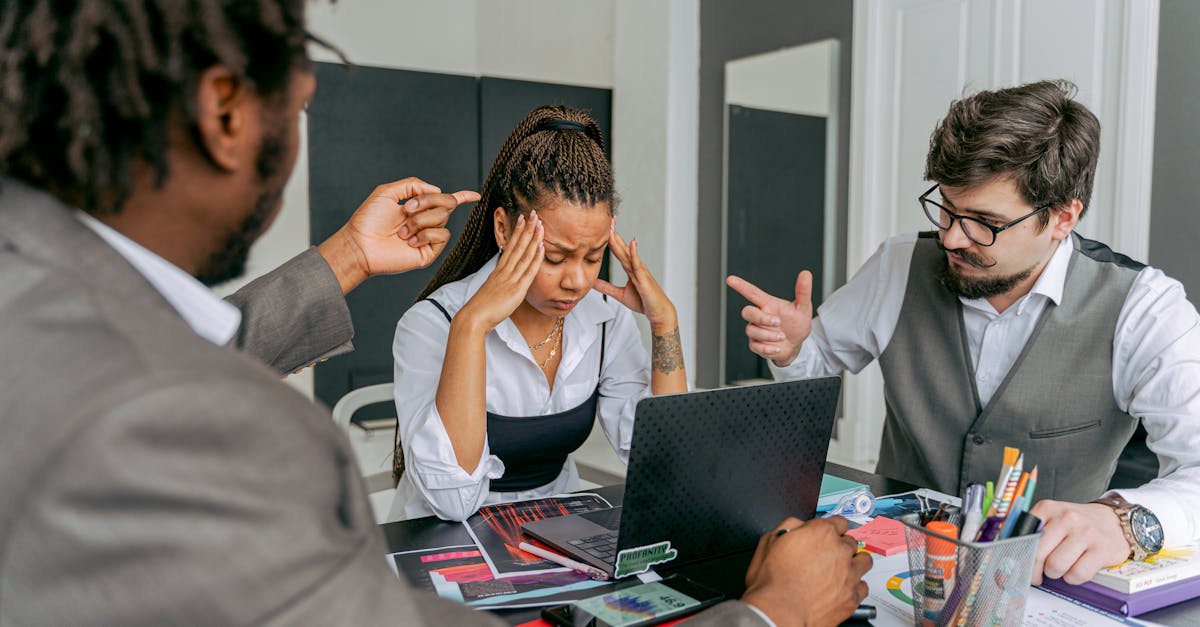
1029,500,1129,585
743,516,873,627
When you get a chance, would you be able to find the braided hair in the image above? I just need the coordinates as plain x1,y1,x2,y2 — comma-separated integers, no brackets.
416,104,616,301
0,1,341,215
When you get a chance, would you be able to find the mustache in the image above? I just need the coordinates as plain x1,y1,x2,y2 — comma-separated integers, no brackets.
935,238,996,269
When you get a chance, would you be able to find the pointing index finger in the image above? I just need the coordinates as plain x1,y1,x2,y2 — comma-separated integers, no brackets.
726,275,775,309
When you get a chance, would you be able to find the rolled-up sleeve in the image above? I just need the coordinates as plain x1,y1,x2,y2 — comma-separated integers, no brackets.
595,307,652,463
392,303,505,521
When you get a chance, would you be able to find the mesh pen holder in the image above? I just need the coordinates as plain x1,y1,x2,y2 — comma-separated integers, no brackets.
900,513,1041,627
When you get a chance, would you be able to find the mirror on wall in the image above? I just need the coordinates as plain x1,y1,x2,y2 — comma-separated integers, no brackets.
721,39,839,385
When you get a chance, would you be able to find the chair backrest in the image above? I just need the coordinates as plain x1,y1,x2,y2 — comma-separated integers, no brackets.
330,383,399,523
331,383,395,430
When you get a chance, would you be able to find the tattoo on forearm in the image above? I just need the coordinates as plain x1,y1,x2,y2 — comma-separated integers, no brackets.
652,327,684,374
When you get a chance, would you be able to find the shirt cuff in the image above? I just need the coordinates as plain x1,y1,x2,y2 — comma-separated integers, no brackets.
1111,487,1192,548
743,602,778,627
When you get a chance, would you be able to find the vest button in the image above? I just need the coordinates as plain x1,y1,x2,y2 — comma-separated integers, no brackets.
972,434,985,445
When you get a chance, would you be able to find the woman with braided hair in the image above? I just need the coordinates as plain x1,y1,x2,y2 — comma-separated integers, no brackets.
388,105,688,521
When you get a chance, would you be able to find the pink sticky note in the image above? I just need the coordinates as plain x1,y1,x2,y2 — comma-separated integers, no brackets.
847,516,908,556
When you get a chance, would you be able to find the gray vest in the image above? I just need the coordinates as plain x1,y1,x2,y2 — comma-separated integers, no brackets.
876,232,1144,502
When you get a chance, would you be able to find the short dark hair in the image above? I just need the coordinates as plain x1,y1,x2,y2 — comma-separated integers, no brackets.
416,104,616,302
925,79,1101,227
0,1,329,215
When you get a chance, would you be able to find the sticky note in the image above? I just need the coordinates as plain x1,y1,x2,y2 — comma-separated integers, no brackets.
847,516,908,556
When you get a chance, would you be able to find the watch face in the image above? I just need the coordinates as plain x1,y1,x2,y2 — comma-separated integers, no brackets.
1131,506,1165,553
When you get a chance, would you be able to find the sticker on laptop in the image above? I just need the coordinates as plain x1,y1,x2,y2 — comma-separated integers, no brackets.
613,541,679,579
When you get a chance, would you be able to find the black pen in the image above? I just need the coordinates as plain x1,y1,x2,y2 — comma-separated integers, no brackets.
850,604,877,621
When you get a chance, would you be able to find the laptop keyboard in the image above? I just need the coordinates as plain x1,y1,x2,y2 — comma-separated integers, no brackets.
569,507,622,562
569,531,618,562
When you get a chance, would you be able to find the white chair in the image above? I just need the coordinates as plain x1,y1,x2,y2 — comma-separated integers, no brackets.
331,383,398,523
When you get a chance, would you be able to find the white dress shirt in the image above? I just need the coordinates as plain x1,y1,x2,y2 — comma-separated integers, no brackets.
74,211,241,346
772,233,1200,546
388,255,652,521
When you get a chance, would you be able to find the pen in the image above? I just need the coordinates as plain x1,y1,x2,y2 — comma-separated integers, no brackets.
850,604,877,621
518,541,610,581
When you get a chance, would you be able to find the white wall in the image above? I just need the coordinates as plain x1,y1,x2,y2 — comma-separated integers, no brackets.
477,0,613,88
611,0,700,381
725,41,835,117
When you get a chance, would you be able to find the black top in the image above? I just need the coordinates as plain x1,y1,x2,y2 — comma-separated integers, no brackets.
426,299,606,491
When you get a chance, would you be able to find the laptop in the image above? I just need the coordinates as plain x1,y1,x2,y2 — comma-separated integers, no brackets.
521,376,841,577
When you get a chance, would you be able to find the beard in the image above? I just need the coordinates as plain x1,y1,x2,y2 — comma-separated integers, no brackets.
196,117,290,287
934,239,1035,299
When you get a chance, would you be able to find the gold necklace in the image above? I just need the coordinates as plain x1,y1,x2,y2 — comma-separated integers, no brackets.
528,316,564,351
537,328,563,369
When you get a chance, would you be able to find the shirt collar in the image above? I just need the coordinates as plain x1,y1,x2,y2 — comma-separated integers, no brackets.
1017,234,1073,314
74,211,242,346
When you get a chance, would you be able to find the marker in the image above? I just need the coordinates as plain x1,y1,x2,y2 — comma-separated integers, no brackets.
851,604,877,621
960,484,984,542
518,542,610,580
1012,511,1042,537
983,481,995,518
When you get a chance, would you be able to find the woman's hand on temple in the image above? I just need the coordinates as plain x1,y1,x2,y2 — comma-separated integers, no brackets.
458,211,545,331
593,223,677,333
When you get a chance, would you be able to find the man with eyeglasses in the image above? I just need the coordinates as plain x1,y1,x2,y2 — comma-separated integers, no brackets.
729,80,1200,586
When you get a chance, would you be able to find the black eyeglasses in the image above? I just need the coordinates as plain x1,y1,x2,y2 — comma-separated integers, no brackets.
919,184,1052,247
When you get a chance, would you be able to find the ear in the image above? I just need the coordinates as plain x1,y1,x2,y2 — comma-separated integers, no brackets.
493,206,510,249
1049,199,1083,241
193,65,254,172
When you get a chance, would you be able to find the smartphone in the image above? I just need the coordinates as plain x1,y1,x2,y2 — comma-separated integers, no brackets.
540,575,725,627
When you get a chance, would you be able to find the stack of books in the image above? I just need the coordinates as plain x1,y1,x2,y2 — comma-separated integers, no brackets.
1040,544,1200,616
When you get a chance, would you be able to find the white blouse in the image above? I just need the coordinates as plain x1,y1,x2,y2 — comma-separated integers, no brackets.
387,255,651,521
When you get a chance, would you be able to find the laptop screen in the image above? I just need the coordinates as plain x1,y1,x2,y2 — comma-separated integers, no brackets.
615,377,841,567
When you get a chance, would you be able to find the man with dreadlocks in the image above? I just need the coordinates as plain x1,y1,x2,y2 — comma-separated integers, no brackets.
389,105,689,522
0,2,871,626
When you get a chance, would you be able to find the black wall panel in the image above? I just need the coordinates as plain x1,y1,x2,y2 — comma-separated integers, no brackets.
307,63,479,411
479,77,613,171
724,105,826,383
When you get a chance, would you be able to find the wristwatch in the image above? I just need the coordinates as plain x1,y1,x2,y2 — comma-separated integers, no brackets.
1093,495,1164,561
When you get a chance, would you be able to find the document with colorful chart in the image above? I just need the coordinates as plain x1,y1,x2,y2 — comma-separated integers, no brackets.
389,544,611,609
463,493,613,578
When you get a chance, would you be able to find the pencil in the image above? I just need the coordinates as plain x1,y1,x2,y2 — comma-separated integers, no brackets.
995,454,1023,518
987,448,1020,517
1023,466,1039,512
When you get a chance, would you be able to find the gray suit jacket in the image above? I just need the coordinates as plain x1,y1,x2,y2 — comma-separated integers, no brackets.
0,180,763,625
